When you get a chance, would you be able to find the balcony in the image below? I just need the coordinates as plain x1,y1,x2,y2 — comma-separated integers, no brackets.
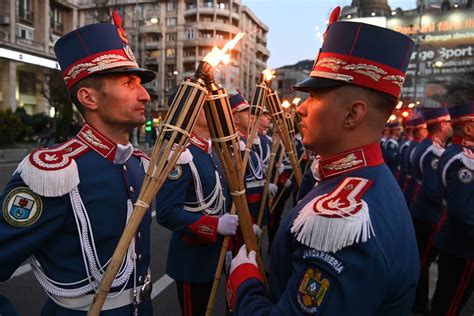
145,41,161,49
183,55,197,63
197,21,241,35
15,37,44,51
140,24,163,34
257,43,270,56
145,57,160,65
17,7,34,25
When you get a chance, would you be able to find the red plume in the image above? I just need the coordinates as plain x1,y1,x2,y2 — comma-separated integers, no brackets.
113,9,128,44
323,6,341,39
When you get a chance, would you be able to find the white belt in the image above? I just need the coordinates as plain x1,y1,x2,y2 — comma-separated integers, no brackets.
51,286,142,311
246,180,265,188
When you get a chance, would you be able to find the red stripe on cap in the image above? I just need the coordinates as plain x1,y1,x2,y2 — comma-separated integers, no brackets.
63,48,138,89
312,52,406,97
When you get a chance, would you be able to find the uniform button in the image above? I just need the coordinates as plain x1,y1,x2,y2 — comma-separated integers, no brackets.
129,186,135,193
123,165,127,172
138,254,142,261
138,275,143,283
138,232,142,240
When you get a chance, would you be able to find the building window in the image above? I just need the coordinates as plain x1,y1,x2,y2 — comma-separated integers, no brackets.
185,29,196,40
217,3,228,9
167,2,175,11
186,1,196,9
16,25,33,40
166,17,177,26
166,33,176,41
200,15,212,22
50,6,64,34
184,48,195,57
18,71,36,95
199,31,213,39
165,79,175,89
202,1,213,8
17,0,33,24
166,48,176,58
166,64,176,73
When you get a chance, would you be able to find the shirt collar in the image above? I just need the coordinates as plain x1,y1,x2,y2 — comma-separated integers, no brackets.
451,135,474,149
316,142,384,180
189,133,212,154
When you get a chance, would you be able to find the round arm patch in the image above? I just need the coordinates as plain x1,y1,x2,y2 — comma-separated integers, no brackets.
2,187,43,227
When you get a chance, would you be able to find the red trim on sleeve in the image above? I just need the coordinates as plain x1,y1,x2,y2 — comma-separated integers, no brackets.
188,216,219,244
226,263,263,310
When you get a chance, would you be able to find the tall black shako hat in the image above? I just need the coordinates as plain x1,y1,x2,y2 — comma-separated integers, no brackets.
54,11,155,89
293,7,415,98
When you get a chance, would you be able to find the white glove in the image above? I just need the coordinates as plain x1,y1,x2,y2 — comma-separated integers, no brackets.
230,245,257,274
217,214,239,236
278,164,285,175
225,250,233,274
269,183,278,197
284,178,292,189
252,224,262,238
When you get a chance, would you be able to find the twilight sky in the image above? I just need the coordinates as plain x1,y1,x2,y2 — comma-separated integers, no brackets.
241,0,417,68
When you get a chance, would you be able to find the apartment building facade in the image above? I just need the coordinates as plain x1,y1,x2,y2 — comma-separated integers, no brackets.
0,0,78,114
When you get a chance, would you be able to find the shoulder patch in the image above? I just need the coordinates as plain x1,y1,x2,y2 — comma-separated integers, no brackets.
168,165,183,180
132,149,150,161
3,187,43,227
16,138,87,197
291,177,375,252
297,268,331,314
458,168,473,184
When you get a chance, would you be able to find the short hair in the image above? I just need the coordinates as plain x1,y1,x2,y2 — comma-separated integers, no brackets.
69,75,105,115
427,122,442,134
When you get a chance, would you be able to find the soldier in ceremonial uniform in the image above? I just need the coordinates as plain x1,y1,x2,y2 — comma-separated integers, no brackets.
402,117,428,204
230,92,265,235
226,9,419,315
155,107,235,316
431,102,474,316
397,119,414,186
383,121,403,176
410,107,452,314
0,13,155,315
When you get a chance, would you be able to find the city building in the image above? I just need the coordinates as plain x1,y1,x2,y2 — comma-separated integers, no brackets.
341,0,474,109
78,0,270,115
0,0,78,114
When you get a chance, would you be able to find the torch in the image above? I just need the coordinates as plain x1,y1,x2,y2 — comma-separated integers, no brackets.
241,69,274,173
266,88,303,186
88,35,245,315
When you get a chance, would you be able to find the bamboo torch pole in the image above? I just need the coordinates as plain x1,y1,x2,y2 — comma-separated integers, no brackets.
266,89,303,186
204,82,268,316
88,62,212,315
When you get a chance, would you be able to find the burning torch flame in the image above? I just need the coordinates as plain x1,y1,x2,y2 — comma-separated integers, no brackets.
262,69,275,81
281,100,291,109
292,97,302,106
203,32,245,67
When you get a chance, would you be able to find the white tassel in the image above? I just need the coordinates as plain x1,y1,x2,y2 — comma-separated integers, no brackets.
17,156,80,197
169,148,193,165
291,200,374,253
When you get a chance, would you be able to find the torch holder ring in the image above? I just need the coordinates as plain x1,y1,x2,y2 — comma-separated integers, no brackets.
162,123,191,138
207,93,228,100
230,189,246,197
134,200,150,208
211,133,238,143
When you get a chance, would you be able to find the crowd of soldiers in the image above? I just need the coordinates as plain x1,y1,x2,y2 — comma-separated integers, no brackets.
0,6,472,316
380,105,473,316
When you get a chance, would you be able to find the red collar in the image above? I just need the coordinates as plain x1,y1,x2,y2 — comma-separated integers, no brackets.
451,135,474,149
189,134,211,153
317,142,384,180
76,124,117,161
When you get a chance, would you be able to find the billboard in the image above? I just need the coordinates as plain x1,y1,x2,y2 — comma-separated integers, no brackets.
386,9,474,102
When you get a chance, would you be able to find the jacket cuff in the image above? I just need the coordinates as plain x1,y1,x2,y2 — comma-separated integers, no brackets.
226,263,263,310
188,216,219,244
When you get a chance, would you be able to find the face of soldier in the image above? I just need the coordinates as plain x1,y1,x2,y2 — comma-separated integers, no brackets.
259,114,271,131
297,88,346,156
94,74,150,129
440,121,453,140
235,110,250,132
464,122,474,141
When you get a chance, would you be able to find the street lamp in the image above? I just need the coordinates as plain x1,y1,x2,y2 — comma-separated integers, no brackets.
434,60,443,68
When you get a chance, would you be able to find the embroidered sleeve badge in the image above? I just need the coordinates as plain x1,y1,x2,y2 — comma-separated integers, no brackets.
297,268,330,314
168,165,183,180
291,177,374,252
2,187,43,227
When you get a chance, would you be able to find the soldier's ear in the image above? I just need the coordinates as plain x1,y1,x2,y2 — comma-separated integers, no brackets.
463,122,474,138
77,87,99,111
343,100,367,129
